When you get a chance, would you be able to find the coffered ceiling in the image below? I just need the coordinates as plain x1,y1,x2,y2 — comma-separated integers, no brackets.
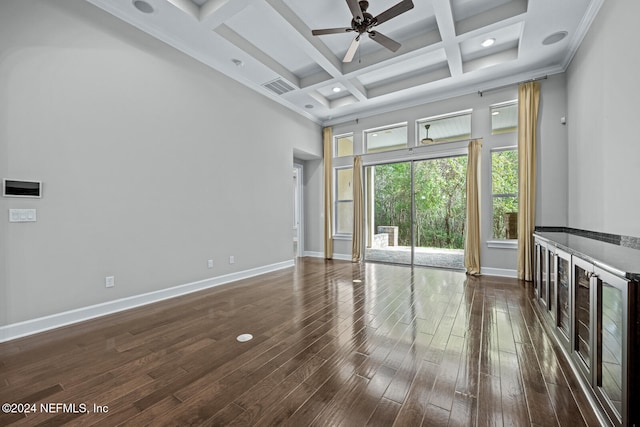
86,0,603,124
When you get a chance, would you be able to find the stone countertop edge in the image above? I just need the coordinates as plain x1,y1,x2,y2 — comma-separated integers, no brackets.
534,231,640,282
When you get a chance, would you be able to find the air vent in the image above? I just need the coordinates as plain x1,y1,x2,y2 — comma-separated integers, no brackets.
262,78,295,95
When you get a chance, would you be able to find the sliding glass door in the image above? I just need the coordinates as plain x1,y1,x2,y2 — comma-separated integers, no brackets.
364,155,467,269
412,157,467,269
365,162,412,265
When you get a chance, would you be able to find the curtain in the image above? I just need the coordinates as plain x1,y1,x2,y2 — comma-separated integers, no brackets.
517,81,540,281
464,139,482,275
352,156,363,262
323,127,333,259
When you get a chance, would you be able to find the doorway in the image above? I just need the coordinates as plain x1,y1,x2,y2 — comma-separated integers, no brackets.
293,164,304,258
364,155,467,269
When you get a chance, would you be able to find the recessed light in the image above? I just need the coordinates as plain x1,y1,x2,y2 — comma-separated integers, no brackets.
481,38,495,47
305,104,314,109
332,87,341,93
492,111,500,116
542,31,568,46
372,133,378,137
133,0,154,13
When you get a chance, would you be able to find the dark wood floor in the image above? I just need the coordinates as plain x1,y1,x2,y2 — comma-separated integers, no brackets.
0,258,602,426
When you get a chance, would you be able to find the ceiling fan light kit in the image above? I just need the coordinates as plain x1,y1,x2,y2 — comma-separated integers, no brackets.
312,0,414,62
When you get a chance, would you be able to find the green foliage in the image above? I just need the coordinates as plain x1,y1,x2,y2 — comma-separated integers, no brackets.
372,156,468,249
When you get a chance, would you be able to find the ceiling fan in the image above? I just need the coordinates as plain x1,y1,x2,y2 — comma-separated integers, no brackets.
311,0,415,62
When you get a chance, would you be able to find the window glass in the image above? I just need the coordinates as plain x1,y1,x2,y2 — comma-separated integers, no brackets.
335,167,353,236
491,101,518,134
365,124,407,153
492,148,518,239
335,134,353,157
417,111,471,145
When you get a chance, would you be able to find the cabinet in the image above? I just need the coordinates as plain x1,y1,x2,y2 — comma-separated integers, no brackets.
533,232,638,427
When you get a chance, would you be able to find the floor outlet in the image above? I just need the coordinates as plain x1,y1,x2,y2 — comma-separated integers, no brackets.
105,276,115,288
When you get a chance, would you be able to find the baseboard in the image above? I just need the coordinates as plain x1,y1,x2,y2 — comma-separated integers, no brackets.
303,251,324,258
302,251,351,261
481,267,518,278
0,260,295,343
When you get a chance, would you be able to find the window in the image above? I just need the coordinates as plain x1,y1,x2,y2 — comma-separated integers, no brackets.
491,101,518,134
335,167,353,236
417,110,472,145
492,148,518,239
365,123,407,153
335,134,353,157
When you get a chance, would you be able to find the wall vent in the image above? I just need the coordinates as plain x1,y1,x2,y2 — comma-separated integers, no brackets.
262,78,295,95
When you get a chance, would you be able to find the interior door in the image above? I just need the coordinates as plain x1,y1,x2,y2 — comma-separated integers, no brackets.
292,166,302,258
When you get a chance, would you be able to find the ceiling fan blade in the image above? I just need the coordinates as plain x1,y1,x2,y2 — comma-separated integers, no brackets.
346,0,364,22
374,0,414,26
312,27,353,36
368,31,401,52
343,35,361,62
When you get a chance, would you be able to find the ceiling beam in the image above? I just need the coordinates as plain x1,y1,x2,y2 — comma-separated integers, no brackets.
432,0,463,77
199,0,259,28
215,24,301,88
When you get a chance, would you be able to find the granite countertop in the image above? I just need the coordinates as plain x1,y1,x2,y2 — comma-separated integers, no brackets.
534,231,640,281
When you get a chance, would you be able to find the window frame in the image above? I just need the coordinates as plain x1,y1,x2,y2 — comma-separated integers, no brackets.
333,165,354,238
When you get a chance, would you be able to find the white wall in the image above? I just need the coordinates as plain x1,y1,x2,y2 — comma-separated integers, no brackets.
0,0,322,326
567,0,640,237
329,74,568,272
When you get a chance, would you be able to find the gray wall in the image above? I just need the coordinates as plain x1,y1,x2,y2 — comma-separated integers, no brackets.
329,74,568,272
303,159,325,255
567,0,640,237
0,0,321,325
537,74,568,227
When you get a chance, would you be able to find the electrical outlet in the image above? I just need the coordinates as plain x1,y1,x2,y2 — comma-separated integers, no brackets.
229,256,235,264
207,259,214,269
105,276,115,288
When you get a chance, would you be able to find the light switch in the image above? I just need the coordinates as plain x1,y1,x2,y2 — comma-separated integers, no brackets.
9,209,37,222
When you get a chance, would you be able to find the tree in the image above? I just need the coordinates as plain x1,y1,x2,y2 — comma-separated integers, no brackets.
372,156,468,249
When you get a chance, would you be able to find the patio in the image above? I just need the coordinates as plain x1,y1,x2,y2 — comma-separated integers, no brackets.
365,245,465,270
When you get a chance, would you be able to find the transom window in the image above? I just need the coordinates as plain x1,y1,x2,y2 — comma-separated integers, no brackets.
491,101,518,135
364,123,407,154
417,110,472,145
334,133,353,157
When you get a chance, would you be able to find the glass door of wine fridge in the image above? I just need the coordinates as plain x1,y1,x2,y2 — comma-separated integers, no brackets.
535,241,549,308
573,257,594,378
554,248,571,347
595,267,628,426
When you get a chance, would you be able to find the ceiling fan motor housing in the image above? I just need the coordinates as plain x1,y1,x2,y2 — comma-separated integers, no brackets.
352,1,377,33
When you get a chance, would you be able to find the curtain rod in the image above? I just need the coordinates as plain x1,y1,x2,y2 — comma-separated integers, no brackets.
478,75,548,97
